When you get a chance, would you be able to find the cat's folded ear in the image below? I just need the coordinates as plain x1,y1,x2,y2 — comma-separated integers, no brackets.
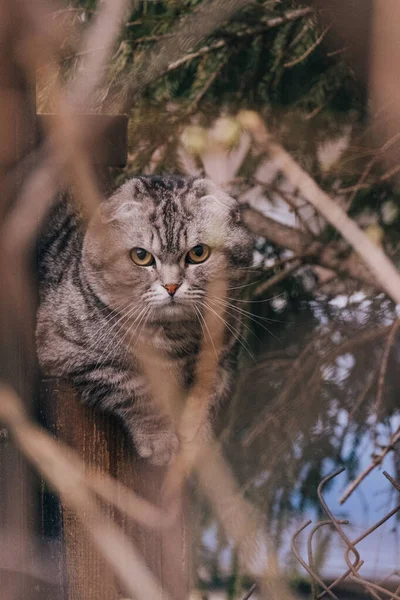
192,178,242,223
100,178,149,224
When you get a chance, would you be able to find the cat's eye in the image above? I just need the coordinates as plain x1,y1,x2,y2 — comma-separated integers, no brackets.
186,244,211,264
130,247,155,267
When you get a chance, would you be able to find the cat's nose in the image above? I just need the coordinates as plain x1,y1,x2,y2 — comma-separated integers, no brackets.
163,283,180,297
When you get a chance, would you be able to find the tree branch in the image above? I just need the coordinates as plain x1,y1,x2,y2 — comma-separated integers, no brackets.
162,7,314,73
240,204,379,289
112,2,314,112
241,205,311,255
114,0,254,111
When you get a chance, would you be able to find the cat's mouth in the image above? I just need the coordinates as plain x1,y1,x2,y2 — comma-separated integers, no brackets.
148,297,198,322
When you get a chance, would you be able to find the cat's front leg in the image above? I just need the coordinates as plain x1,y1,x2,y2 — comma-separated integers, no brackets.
75,378,179,466
122,405,179,466
131,420,179,466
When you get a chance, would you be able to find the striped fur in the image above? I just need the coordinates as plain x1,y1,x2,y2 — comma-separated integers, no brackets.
37,176,253,465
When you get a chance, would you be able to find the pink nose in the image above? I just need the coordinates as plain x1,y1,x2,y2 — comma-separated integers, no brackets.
163,283,179,297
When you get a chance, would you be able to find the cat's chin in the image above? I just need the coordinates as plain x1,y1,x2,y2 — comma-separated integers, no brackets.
149,301,195,323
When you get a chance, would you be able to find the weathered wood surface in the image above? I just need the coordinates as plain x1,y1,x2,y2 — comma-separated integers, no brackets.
40,379,192,600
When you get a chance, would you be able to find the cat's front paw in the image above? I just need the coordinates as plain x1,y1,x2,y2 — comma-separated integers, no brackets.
134,429,179,466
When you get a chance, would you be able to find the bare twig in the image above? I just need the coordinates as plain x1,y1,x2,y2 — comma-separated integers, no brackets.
340,427,400,504
241,583,257,599
283,26,330,68
254,259,302,297
348,371,377,419
165,7,314,72
243,325,391,446
375,319,400,421
344,132,400,211
113,0,255,112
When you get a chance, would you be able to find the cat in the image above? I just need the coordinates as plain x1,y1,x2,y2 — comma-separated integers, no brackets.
36,176,253,465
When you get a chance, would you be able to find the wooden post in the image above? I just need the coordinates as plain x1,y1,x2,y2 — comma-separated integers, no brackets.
40,380,191,600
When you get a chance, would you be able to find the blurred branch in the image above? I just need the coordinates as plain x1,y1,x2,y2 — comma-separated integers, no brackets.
0,392,177,532
241,583,257,599
66,0,131,107
2,0,130,258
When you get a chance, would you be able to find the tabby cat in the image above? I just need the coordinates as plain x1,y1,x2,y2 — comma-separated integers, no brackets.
36,176,253,465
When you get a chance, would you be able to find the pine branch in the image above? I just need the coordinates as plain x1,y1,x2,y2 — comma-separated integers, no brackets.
163,7,314,73
110,3,314,111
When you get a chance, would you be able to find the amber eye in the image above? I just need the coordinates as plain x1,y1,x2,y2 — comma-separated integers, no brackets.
130,247,155,266
186,244,211,264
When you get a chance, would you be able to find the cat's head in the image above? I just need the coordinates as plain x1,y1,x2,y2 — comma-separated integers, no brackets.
83,176,253,322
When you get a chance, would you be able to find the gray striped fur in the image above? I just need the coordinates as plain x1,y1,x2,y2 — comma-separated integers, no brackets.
37,176,253,465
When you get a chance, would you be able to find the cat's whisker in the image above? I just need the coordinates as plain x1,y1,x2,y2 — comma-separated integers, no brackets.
201,300,256,364
90,303,142,354
126,305,152,353
84,298,142,341
191,304,206,341
192,303,219,362
93,305,147,368
95,307,148,370
226,278,264,291
225,292,286,305
115,305,149,352
207,296,279,342
84,312,132,354
209,294,281,324
206,297,264,342
207,294,287,321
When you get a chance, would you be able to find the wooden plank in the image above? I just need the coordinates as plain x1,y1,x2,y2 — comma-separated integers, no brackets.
40,378,191,600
